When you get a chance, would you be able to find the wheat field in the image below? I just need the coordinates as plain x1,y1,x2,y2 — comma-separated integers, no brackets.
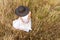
0,0,60,40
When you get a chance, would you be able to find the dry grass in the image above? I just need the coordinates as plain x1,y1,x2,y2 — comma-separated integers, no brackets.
0,0,60,40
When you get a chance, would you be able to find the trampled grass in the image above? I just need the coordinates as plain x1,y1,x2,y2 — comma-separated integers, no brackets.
0,0,60,40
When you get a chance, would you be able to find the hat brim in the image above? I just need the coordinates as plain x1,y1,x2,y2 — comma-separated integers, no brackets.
15,6,29,17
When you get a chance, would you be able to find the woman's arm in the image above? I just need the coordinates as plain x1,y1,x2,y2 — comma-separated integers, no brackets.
19,11,31,23
28,11,31,19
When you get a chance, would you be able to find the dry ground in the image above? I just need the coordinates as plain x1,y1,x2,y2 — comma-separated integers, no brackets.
0,0,60,40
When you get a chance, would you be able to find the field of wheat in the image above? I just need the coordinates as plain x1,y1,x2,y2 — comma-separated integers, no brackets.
0,0,60,40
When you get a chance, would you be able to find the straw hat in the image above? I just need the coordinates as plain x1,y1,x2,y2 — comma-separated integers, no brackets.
15,6,29,17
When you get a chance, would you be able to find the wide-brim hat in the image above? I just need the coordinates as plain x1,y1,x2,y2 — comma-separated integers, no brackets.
15,6,29,17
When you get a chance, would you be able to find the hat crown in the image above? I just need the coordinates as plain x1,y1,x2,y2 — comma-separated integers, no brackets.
19,6,25,13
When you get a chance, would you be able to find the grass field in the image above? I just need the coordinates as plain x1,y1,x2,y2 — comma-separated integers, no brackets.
0,0,60,40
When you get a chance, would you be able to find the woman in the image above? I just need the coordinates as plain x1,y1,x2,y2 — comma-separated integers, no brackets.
13,6,32,32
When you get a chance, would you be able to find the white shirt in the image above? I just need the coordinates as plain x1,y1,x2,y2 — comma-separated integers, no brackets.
13,14,32,32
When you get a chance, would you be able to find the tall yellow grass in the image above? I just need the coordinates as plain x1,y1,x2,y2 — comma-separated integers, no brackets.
0,0,60,40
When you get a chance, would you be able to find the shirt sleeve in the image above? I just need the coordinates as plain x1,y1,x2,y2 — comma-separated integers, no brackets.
13,19,20,29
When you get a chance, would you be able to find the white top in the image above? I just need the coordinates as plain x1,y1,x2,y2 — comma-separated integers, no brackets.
13,14,32,32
